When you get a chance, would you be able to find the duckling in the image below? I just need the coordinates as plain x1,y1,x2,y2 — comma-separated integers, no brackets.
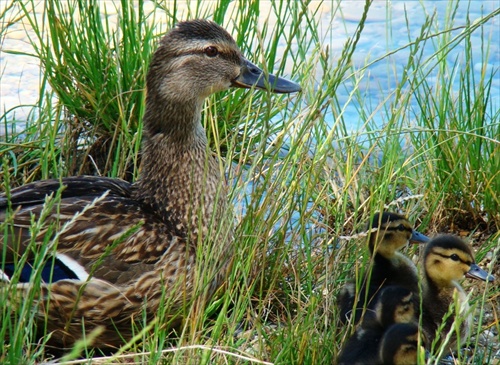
379,323,424,365
421,235,495,352
337,285,417,365
338,212,429,324
0,20,301,348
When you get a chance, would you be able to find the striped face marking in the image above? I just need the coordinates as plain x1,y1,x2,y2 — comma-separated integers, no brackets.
425,244,475,285
424,235,494,285
380,324,423,365
376,287,416,326
432,247,473,266
370,219,414,257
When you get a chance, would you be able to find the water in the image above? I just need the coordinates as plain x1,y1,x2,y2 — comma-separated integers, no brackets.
1,1,498,135
318,1,499,130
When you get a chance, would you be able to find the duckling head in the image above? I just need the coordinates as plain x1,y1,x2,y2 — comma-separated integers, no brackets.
144,19,301,135
375,286,416,327
368,212,429,258
424,235,495,288
379,323,426,365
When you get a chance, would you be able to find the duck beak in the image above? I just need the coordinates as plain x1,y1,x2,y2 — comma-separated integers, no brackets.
232,59,301,94
466,263,495,282
410,230,430,244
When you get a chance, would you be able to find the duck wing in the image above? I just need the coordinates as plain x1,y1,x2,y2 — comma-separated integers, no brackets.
1,176,185,284
0,176,131,207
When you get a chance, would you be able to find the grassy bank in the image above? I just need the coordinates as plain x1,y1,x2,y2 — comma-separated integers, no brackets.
1,0,499,364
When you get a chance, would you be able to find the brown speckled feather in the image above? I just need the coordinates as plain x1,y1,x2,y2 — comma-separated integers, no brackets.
1,176,183,263
1,176,202,347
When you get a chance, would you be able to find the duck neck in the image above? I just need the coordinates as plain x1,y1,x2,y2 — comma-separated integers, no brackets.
134,97,226,242
423,272,458,302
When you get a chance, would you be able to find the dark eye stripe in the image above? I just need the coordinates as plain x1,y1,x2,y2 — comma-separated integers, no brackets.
179,48,240,62
384,226,412,233
434,252,471,265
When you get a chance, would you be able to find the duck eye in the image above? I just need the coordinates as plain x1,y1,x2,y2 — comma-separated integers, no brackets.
450,254,460,261
204,46,219,57
397,224,406,231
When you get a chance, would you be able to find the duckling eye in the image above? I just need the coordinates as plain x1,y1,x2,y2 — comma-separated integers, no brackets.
450,254,460,261
204,46,219,57
397,224,406,231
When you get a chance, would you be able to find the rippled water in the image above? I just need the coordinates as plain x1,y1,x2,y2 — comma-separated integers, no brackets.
318,1,499,129
1,1,498,133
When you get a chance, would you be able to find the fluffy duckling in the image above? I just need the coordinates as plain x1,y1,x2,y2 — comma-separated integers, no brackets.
0,20,300,348
379,323,424,365
421,235,495,352
338,212,429,324
337,285,417,365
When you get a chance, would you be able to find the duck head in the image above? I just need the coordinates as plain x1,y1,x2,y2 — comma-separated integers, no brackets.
375,286,417,327
145,20,300,111
368,212,429,258
379,323,427,365
424,235,495,287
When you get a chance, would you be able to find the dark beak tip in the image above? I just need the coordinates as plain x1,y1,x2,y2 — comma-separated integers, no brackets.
235,58,301,94
466,265,495,282
274,83,302,94
485,273,496,282
256,74,302,94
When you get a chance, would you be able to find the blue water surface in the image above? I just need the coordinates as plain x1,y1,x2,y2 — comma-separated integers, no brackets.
317,1,499,131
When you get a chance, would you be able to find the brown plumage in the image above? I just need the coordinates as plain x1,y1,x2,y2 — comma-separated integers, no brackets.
421,235,495,353
337,285,418,365
337,212,429,325
0,19,300,348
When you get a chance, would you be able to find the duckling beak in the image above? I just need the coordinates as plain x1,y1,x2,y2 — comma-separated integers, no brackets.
466,263,495,282
423,349,431,362
410,230,430,244
232,59,301,94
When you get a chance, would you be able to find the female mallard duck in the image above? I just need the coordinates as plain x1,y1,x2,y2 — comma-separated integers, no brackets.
421,235,495,353
0,19,301,347
338,212,429,324
379,323,425,365
337,285,418,365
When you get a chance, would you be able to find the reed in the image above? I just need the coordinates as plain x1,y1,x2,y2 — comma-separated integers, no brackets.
1,0,498,363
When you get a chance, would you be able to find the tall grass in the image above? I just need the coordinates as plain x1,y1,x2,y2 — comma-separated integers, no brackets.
1,0,499,364
411,10,500,229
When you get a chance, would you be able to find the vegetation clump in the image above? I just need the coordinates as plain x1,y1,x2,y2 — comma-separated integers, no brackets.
1,0,498,364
